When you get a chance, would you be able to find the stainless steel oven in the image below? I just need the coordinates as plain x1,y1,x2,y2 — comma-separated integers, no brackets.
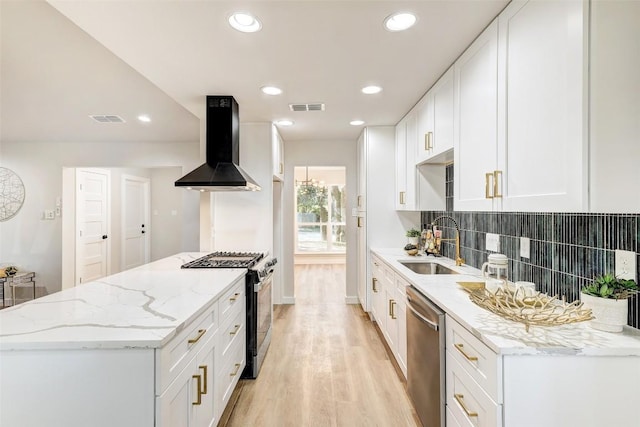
243,256,276,378
181,252,277,379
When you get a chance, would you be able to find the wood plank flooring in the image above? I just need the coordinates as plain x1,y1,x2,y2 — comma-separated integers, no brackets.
222,264,420,427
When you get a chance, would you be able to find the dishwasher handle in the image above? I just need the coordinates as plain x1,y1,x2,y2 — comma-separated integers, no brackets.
407,295,440,331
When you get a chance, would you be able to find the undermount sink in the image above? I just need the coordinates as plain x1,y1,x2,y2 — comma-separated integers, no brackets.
399,261,458,275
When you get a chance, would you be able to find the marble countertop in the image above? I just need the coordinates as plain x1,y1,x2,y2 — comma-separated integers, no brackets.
372,248,640,356
0,253,246,351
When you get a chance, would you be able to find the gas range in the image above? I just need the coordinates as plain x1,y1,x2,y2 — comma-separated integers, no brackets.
181,251,264,269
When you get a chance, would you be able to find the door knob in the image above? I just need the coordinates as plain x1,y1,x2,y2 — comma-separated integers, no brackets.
102,235,108,239
141,230,146,234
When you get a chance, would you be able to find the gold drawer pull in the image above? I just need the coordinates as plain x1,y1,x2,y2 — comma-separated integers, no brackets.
188,328,206,344
229,292,241,302
230,363,242,377
357,195,362,207
199,365,208,394
279,162,283,174
357,217,363,228
192,374,203,405
399,191,406,205
454,394,478,418
454,343,478,361
372,277,378,293
389,299,397,319
229,324,241,335
485,173,494,199
493,170,503,198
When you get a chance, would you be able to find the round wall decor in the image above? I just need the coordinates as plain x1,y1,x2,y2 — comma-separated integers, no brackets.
0,167,26,221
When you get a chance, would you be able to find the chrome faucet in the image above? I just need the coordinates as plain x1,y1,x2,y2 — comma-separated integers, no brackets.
429,215,465,266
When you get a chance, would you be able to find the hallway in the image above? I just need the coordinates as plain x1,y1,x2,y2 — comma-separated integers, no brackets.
223,264,420,426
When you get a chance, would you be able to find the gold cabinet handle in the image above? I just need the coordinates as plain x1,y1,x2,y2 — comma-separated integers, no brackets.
389,299,396,319
493,170,502,198
427,132,434,150
399,191,406,205
230,363,242,377
188,328,206,344
454,343,478,361
199,365,208,394
229,292,241,302
229,324,241,335
279,162,283,174
424,133,429,151
372,277,378,293
357,195,362,208
454,394,478,418
485,173,494,199
192,374,203,405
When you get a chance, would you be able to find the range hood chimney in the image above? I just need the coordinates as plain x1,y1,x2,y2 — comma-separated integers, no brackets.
175,96,261,191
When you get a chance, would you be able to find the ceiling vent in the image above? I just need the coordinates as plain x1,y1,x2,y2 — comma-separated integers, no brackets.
289,103,325,112
89,115,126,123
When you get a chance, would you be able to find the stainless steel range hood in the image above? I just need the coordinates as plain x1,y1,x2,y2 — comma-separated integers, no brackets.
175,96,261,191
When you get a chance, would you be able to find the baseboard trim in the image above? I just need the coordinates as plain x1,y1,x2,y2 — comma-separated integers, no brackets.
280,296,296,305
344,296,360,305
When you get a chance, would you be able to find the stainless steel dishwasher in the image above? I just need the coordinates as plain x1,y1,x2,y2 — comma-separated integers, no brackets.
406,285,445,427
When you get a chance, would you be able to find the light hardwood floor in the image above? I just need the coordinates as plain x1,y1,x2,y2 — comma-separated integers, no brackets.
222,264,420,427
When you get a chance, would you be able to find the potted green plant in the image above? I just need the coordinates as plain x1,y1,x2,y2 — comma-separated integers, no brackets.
581,273,638,332
406,228,421,246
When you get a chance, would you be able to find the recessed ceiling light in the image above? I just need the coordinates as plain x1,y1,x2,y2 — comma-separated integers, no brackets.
350,120,365,126
137,114,151,123
261,86,283,95
384,12,417,32
276,120,294,126
362,86,382,95
228,12,262,33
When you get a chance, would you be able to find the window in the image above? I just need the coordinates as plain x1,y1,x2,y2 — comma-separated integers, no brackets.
295,167,346,253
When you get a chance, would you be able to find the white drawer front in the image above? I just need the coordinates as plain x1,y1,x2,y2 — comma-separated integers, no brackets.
447,352,502,427
218,334,246,409
156,303,218,394
220,308,245,359
446,406,464,427
446,315,501,403
219,279,245,323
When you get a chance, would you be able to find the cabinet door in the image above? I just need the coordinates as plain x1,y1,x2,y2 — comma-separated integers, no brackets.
416,93,434,164
403,111,418,210
431,66,455,158
272,125,284,181
193,335,218,427
385,283,398,351
395,277,408,378
395,119,408,210
157,357,198,427
356,129,366,211
370,258,384,323
498,0,587,212
454,20,499,211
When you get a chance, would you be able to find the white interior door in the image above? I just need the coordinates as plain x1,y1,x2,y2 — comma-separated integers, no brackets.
122,175,150,270
75,168,110,285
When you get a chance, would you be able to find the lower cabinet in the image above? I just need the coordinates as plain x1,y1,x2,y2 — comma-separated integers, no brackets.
446,314,640,427
371,257,408,379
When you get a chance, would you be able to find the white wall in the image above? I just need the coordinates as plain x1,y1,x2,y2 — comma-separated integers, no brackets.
283,139,358,304
150,167,190,261
0,140,200,296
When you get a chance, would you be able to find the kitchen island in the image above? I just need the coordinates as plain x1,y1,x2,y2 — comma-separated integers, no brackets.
0,253,247,427
372,248,640,427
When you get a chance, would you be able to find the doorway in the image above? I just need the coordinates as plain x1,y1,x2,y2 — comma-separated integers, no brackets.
121,174,150,270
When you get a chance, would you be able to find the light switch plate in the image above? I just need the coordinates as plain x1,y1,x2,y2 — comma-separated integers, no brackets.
520,237,531,259
615,249,637,280
486,233,500,252
44,210,55,220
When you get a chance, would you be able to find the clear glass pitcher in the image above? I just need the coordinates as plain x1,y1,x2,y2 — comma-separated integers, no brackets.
481,253,509,287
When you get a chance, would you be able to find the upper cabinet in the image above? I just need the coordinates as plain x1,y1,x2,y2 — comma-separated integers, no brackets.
453,20,499,212
416,66,455,164
455,0,589,212
272,125,284,181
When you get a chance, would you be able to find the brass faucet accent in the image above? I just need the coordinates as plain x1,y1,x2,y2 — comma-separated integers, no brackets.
430,215,465,266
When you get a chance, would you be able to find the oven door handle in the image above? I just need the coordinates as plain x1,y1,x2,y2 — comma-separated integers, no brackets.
253,270,274,292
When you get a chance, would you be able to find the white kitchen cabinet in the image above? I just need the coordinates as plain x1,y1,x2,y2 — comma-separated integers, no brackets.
454,1,589,212
496,0,588,212
453,19,499,212
395,111,446,212
272,125,284,181
416,66,455,164
356,127,414,314
394,275,408,378
370,255,386,325
446,314,640,427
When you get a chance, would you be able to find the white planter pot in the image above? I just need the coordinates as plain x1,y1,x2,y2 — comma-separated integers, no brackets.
407,236,419,246
580,293,629,333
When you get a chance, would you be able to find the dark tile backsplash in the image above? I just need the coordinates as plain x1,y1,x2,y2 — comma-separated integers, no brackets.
421,164,640,330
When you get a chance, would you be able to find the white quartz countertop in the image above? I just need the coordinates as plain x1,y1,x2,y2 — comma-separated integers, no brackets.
372,248,640,356
0,253,246,351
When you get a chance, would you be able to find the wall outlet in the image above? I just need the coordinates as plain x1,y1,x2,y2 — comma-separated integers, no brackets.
486,233,500,252
520,237,531,259
615,249,637,280
44,210,55,220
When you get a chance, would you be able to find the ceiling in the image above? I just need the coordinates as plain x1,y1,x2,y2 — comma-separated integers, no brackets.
2,0,509,144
